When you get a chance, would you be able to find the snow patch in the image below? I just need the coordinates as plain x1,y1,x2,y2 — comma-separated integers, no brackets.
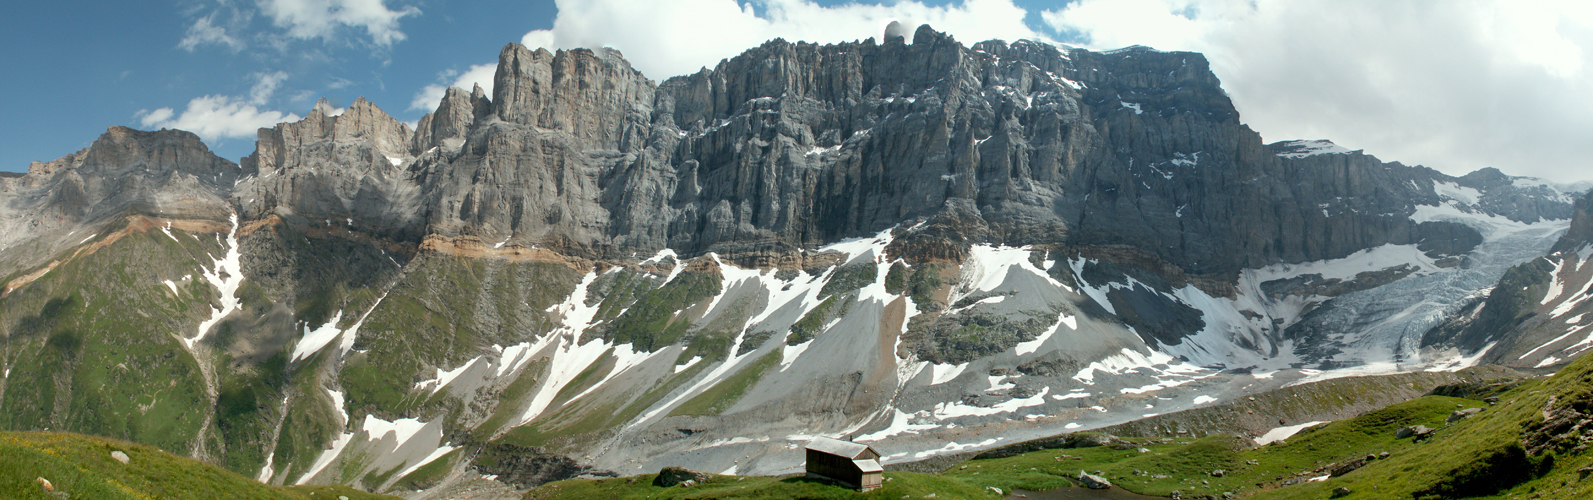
930,363,969,385
1433,181,1482,205
1275,139,1351,158
1015,310,1077,356
1255,421,1328,445
675,355,703,374
781,340,813,372
856,409,941,442
414,356,485,394
291,311,346,362
931,387,1050,419
188,214,244,350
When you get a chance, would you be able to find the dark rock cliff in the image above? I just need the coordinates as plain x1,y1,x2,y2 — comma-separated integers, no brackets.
270,26,1525,276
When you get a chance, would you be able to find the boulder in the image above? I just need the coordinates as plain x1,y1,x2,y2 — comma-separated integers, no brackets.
1396,425,1432,438
1331,486,1352,498
1078,470,1113,489
1329,456,1369,477
1210,469,1225,477
653,467,709,487
1447,407,1483,423
110,451,129,464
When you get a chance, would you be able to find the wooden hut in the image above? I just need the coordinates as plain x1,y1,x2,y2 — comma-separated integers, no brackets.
804,436,884,491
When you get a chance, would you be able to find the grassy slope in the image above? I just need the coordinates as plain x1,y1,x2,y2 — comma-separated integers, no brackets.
524,471,999,500
522,351,1593,500
0,431,398,500
1,227,222,456
942,353,1593,499
943,396,1483,497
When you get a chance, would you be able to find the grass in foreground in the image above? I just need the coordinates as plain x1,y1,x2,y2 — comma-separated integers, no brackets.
0,431,399,500
944,395,1484,497
945,351,1593,499
524,471,1000,500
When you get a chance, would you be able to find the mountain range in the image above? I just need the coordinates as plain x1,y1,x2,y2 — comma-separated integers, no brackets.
2,24,1590,498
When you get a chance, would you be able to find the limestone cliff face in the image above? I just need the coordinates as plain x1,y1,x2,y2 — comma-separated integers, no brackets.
10,26,1562,281
392,26,1519,274
237,97,425,242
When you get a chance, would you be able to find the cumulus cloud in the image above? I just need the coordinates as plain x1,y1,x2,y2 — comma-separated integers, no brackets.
178,13,246,52
140,96,302,141
258,0,420,47
1043,0,1593,181
408,63,496,111
520,0,1046,81
141,71,301,141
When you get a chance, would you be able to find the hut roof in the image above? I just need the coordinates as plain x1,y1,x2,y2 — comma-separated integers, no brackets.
805,436,878,459
852,458,884,473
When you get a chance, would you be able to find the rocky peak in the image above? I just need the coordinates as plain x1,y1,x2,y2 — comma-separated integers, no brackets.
78,126,235,182
491,43,656,150
415,85,485,153
245,97,412,175
1552,189,1593,254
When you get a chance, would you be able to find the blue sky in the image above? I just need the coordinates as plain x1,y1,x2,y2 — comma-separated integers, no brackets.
3,1,1591,181
3,1,556,169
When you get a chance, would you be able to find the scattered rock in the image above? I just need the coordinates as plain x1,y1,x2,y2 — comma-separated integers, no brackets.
110,451,129,464
652,467,709,487
1137,447,1151,453
1078,470,1113,489
1211,469,1226,477
36,477,53,491
1396,425,1432,439
987,486,1003,494
1331,486,1352,498
1329,456,1369,477
1446,408,1483,423
1379,451,1391,459
1170,491,1182,500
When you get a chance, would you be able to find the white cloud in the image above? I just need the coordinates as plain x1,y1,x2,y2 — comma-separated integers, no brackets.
408,63,496,111
258,0,420,47
178,13,246,52
1043,0,1593,181
249,71,291,105
140,107,174,125
141,72,301,140
140,95,302,141
522,0,1046,81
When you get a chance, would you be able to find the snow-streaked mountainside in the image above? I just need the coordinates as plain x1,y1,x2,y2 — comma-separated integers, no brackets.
0,25,1588,498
